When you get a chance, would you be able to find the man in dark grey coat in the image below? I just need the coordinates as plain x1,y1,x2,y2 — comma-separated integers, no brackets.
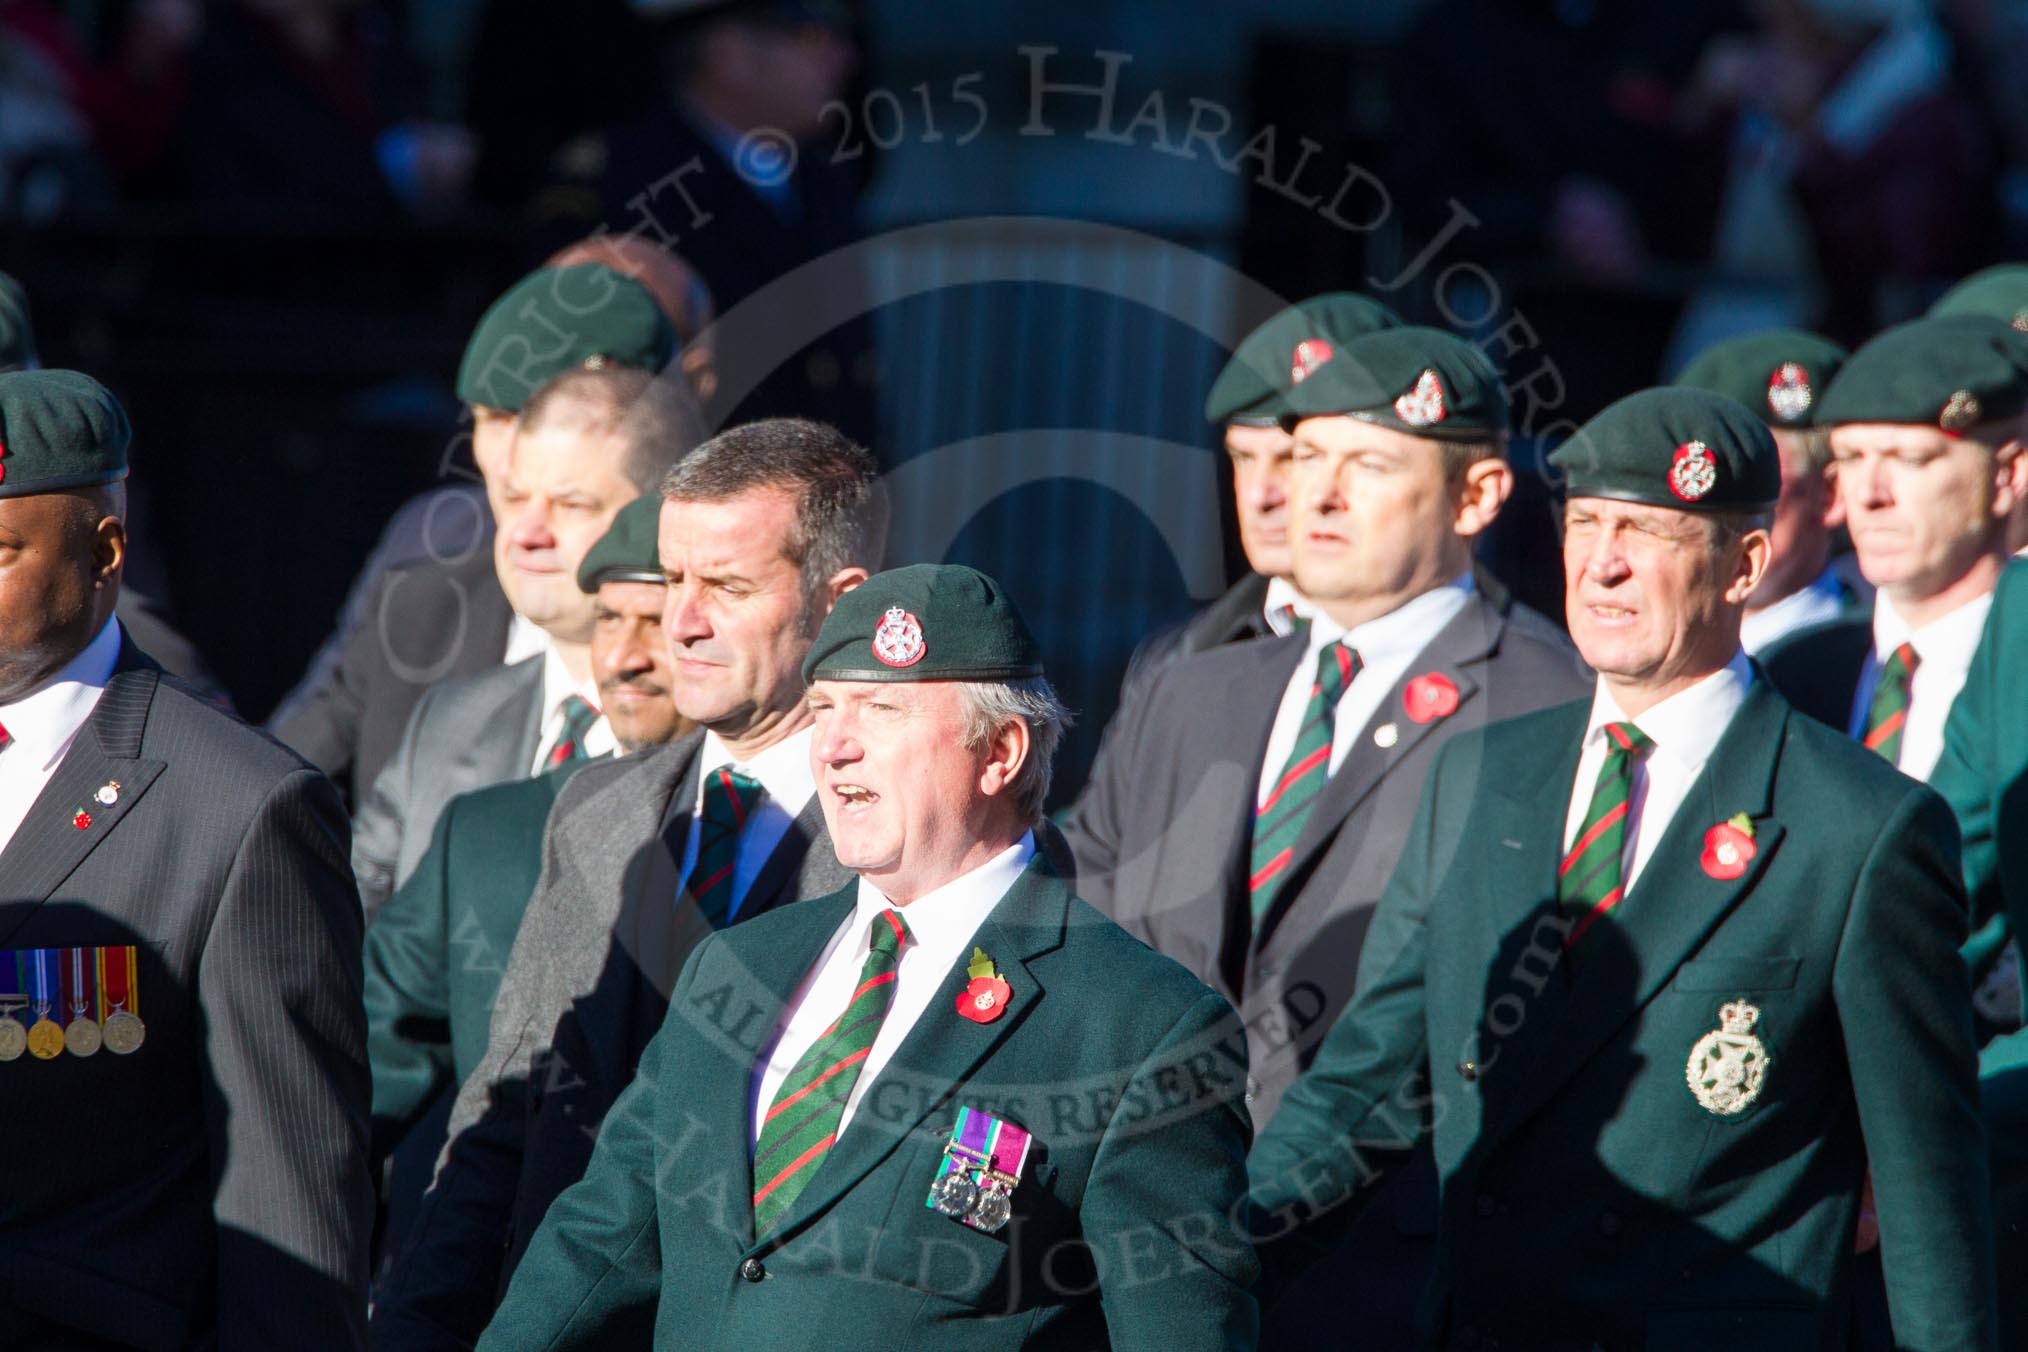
0,370,370,1348
370,418,883,1347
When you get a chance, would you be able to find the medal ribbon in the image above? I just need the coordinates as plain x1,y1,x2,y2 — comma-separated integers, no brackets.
30,948,53,1015
67,947,95,1020
100,945,135,1017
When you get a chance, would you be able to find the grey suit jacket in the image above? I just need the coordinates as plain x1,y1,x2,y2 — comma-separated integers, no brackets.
350,654,545,921
371,732,853,1348
1062,581,1592,1126
0,641,371,1350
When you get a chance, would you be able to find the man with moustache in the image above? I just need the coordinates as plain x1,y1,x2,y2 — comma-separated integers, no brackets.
347,365,702,919
1674,329,1858,653
371,418,875,1348
1249,388,1993,1348
364,493,690,1166
480,564,1258,1349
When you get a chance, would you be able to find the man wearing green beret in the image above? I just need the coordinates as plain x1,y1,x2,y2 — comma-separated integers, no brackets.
480,562,1260,1349
1675,329,1863,653
1249,386,1995,1347
272,258,684,808
1068,326,1588,1343
1931,263,2028,333
362,493,692,1248
0,370,372,1345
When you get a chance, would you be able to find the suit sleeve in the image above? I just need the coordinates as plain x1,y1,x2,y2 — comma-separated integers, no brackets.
270,566,394,798
1086,990,1259,1352
1058,655,1167,918
365,795,461,1163
475,954,700,1351
352,689,430,923
202,767,372,1351
1835,785,1997,1350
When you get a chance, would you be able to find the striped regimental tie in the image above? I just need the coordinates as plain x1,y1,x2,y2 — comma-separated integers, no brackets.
1862,642,1919,765
1560,721,1653,952
1250,640,1359,925
685,767,765,928
545,694,601,769
752,908,912,1235
1273,603,1311,641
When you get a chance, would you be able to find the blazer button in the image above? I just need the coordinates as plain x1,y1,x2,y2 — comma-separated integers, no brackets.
739,1257,765,1283
1456,1060,1479,1083
1597,1211,1622,1237
1475,1194,1496,1219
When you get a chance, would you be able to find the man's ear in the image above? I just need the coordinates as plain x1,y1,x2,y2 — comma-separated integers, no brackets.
92,516,126,592
1724,527,1774,606
819,566,871,614
1991,437,2028,520
977,717,1031,801
1453,455,1514,538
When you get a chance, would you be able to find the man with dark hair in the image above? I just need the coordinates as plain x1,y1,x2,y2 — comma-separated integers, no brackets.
0,370,371,1347
1250,388,1994,1347
481,564,1257,1349
371,417,879,1348
348,364,704,920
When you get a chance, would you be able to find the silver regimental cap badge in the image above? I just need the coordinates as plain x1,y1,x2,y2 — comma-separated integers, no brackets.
1686,999,1770,1115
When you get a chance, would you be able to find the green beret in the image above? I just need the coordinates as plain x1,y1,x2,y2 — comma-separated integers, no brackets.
0,369,131,499
1281,325,1507,439
577,493,666,592
1204,292,1402,425
1551,387,1778,512
455,264,678,412
1929,264,2028,332
1816,315,2028,432
0,272,35,373
1674,329,1848,428
802,564,1044,685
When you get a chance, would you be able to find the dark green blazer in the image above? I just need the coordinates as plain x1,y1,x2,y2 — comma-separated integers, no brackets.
1248,679,1995,1350
1760,613,1871,734
477,862,1260,1350
364,762,582,1158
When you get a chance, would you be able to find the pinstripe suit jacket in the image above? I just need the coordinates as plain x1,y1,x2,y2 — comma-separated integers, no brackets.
0,639,371,1350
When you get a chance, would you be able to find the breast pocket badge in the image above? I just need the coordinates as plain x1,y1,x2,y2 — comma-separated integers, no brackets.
925,1105,1032,1234
1686,999,1770,1115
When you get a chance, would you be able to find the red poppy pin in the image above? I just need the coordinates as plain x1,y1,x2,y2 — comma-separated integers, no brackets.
1700,812,1756,880
1403,672,1459,724
957,947,1011,1025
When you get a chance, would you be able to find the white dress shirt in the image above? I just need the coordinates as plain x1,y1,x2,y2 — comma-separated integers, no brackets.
504,613,547,666
1255,574,1474,805
0,618,122,855
1740,564,1847,655
1845,588,1992,782
1563,654,1753,895
750,833,1036,1145
677,727,817,922
1261,576,1317,638
528,642,615,773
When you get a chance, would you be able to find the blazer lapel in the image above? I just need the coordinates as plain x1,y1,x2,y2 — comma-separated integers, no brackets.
737,795,831,920
0,654,167,947
754,863,1071,1250
1257,592,1505,945
1475,682,1789,1153
610,739,706,1007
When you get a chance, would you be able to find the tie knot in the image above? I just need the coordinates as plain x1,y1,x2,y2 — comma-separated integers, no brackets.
1600,720,1653,758
868,908,912,959
1883,641,1920,680
1314,640,1361,700
704,765,765,827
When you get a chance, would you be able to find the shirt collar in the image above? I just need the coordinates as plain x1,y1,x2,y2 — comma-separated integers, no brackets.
539,642,599,721
504,613,548,666
699,724,817,810
1872,587,1993,671
851,832,1037,948
1585,651,1753,772
0,617,122,768
1304,571,1475,662
1262,576,1316,634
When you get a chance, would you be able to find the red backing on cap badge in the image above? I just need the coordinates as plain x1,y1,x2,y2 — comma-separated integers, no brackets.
1403,672,1459,724
1290,340,1333,384
872,607,925,668
1393,369,1447,427
1669,441,1717,502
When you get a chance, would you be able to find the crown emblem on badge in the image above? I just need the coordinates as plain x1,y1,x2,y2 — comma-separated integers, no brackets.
1766,363,1812,423
1393,369,1447,427
1668,441,1717,501
1290,339,1333,384
1718,999,1759,1034
872,606,925,668
1940,389,1982,432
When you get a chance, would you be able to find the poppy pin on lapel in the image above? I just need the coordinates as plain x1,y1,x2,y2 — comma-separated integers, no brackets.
957,947,1011,1024
1403,672,1459,724
1700,812,1756,880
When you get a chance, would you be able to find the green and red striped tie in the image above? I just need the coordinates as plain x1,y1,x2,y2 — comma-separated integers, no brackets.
1862,642,1919,765
1250,641,1359,924
686,767,765,928
752,908,911,1235
1560,720,1653,950
545,694,600,769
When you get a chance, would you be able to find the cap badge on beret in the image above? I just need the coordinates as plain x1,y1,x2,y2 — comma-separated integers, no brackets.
1393,369,1448,427
1767,363,1812,423
1290,339,1333,385
1669,441,1717,502
872,607,926,668
1941,388,1982,433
